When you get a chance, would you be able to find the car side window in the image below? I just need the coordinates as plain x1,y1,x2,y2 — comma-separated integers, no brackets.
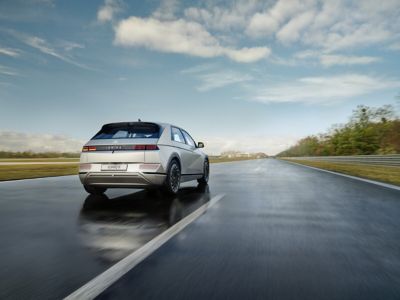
171,127,185,143
181,130,196,147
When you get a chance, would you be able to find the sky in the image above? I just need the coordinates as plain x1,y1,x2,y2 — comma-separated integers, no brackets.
0,0,400,155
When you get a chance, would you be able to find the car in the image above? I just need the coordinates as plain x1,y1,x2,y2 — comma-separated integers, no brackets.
79,121,209,195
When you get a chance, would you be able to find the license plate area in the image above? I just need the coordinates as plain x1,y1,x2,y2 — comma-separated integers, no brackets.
101,164,128,171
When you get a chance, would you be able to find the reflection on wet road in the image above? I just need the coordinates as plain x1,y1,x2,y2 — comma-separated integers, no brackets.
0,177,210,300
79,186,210,262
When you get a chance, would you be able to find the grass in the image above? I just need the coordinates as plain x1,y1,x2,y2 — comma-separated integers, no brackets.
0,164,79,181
0,158,79,163
0,157,264,181
281,159,400,186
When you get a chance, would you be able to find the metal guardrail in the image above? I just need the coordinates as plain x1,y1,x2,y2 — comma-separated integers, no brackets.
285,155,400,167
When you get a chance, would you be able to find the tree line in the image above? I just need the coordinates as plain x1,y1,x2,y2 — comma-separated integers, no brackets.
278,104,400,157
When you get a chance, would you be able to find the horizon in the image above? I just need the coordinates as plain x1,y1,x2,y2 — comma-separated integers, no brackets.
1,0,400,155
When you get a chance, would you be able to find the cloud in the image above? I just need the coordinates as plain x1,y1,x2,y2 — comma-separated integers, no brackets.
181,64,253,91
184,1,261,31
97,0,123,23
203,135,299,156
0,64,19,76
0,131,84,152
245,0,400,53
319,54,381,67
11,32,92,70
60,41,85,51
153,0,179,20
0,46,20,57
253,74,400,104
114,17,270,63
276,10,315,44
246,0,309,38
196,71,252,92
388,42,400,51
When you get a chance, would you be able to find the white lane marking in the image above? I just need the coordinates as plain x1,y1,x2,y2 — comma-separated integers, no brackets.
64,193,225,300
283,160,400,191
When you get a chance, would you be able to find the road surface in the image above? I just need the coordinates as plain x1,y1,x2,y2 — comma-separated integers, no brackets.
0,159,399,299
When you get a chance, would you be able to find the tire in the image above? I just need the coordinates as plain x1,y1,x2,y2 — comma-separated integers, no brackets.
163,159,181,195
84,185,107,195
197,159,209,185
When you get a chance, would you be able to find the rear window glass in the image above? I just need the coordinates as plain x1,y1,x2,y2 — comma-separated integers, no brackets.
92,123,160,139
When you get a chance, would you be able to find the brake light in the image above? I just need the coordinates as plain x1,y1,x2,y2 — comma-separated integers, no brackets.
82,145,158,152
133,145,146,150
145,145,159,150
132,145,158,150
82,146,97,152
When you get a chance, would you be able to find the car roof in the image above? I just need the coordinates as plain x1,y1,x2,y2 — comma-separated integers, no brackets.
101,122,177,129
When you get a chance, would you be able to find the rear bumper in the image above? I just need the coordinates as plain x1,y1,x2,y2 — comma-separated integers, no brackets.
79,172,166,188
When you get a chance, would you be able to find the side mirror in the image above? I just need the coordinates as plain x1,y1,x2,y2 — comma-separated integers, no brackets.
197,142,205,148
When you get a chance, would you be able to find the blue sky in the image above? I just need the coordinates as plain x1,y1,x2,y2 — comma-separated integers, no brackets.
0,0,400,154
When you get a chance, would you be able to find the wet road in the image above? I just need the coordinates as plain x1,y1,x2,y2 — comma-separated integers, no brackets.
98,159,400,300
1,159,400,299
0,176,211,299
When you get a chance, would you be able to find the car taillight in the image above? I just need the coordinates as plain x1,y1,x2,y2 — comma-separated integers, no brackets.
145,145,159,150
82,146,97,152
82,145,158,152
132,145,159,150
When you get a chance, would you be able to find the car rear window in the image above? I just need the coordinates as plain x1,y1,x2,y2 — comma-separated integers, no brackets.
92,123,160,139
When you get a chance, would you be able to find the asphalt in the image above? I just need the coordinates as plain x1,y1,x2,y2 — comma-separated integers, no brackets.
1,159,400,299
97,159,400,300
0,176,212,299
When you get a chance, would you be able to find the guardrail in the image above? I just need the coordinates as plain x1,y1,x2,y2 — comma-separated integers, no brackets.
283,155,400,167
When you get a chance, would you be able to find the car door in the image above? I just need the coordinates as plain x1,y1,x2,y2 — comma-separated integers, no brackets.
180,129,203,174
170,126,192,175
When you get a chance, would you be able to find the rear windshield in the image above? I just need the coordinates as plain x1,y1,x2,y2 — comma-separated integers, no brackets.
92,123,160,140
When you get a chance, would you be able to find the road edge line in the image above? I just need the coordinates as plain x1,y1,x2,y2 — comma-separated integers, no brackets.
281,159,400,191
64,193,225,300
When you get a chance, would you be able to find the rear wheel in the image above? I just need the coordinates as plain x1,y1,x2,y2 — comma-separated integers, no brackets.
163,159,181,195
84,185,107,195
198,159,209,185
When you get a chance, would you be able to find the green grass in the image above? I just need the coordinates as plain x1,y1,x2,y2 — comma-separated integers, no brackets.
0,157,264,181
0,158,79,163
281,159,400,186
0,164,79,181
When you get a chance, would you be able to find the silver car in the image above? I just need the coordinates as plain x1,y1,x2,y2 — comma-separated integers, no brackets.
79,122,209,195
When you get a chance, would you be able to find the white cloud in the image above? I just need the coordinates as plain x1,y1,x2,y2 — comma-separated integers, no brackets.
203,135,299,156
181,64,253,91
319,54,381,67
245,0,400,52
60,41,85,51
276,10,315,44
199,71,252,92
97,0,123,23
388,42,400,51
246,0,310,38
0,131,84,152
253,74,400,104
184,1,261,31
14,33,92,70
153,0,179,20
0,64,18,76
0,47,20,57
114,17,270,63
